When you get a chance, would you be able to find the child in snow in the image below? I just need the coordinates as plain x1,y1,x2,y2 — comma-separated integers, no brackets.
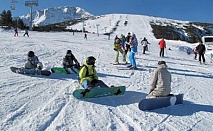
62,50,80,73
147,61,171,98
78,56,112,95
25,51,43,70
141,37,149,54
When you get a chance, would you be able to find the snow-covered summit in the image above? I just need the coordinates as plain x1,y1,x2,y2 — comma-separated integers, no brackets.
20,6,93,26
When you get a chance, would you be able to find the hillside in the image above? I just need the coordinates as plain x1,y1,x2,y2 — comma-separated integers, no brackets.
0,14,213,131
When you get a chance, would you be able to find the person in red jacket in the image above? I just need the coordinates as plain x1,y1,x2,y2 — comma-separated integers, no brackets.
158,38,166,57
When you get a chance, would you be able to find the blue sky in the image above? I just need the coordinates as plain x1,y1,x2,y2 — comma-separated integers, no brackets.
0,0,212,23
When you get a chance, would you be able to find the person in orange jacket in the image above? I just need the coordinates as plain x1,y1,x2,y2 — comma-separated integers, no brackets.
158,38,166,57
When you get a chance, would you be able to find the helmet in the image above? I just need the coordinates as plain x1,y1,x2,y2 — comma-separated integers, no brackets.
86,56,96,65
28,51,34,57
66,50,72,54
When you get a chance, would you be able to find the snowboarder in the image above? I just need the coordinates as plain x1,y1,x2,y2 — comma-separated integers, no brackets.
78,56,112,91
113,35,127,64
63,50,80,73
196,41,206,64
146,61,171,98
141,37,149,54
23,28,29,37
127,32,138,70
14,27,18,37
158,38,166,57
25,51,43,70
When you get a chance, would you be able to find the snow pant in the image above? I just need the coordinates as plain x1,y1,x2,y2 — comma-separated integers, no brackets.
198,53,205,63
129,51,136,67
23,33,29,37
194,52,197,59
146,90,170,98
115,49,126,63
25,62,43,70
81,80,109,89
143,46,147,54
159,48,165,57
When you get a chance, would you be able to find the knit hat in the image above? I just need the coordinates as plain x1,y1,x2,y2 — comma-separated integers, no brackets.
158,61,166,65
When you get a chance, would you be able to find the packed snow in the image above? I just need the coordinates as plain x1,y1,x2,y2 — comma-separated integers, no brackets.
0,14,213,131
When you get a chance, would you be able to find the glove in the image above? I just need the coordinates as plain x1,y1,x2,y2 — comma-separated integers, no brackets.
91,79,98,85
114,48,117,51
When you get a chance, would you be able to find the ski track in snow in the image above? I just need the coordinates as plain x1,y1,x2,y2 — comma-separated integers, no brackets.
1,14,213,131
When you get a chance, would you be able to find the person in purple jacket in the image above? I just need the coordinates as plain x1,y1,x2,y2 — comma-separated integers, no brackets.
25,51,43,70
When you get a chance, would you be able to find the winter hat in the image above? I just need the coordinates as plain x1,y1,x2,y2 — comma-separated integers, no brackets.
66,50,72,54
28,51,34,57
158,61,166,65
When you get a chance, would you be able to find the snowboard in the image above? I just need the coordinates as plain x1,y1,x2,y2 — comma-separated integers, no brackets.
10,67,51,76
73,86,126,99
51,67,78,74
138,94,184,111
117,67,146,71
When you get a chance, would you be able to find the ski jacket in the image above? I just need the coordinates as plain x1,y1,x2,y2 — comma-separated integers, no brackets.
141,40,148,47
27,56,40,66
158,39,166,48
150,64,171,97
114,38,122,50
196,44,206,54
130,34,138,53
63,54,79,68
78,61,98,84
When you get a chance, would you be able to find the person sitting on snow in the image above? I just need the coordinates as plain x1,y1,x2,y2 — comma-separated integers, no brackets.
25,51,43,70
146,61,171,98
78,56,112,96
63,50,80,74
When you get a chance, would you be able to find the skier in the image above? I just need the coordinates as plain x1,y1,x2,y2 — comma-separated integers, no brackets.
14,27,18,37
78,56,112,95
25,51,43,70
196,41,206,64
147,61,171,98
141,37,149,54
125,32,131,54
84,33,87,39
127,32,138,70
158,38,166,57
23,28,29,37
113,35,127,64
62,50,80,73
193,46,198,60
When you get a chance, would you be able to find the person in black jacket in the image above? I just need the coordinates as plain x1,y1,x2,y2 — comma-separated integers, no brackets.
63,50,80,73
196,41,206,64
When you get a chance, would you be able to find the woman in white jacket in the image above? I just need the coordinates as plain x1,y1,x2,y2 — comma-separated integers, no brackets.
147,61,171,98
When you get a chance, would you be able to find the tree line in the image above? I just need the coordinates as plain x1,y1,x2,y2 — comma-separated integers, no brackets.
0,10,26,30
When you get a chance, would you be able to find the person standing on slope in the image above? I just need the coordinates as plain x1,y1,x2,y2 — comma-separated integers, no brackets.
14,27,18,37
25,51,43,70
141,37,149,54
196,41,206,64
113,36,127,64
147,61,171,98
125,32,131,54
63,50,80,73
158,38,166,57
127,32,138,70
